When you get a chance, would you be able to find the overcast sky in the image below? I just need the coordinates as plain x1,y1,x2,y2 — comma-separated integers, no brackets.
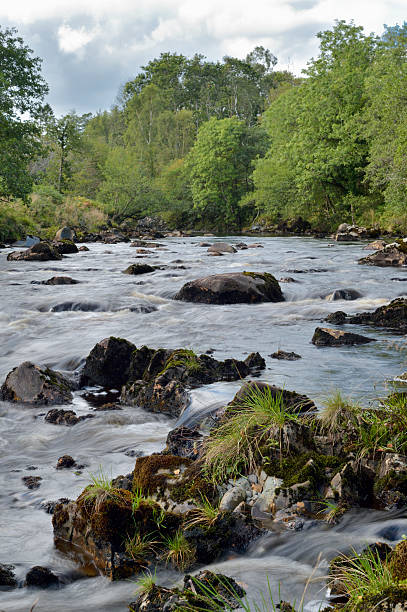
1,0,406,116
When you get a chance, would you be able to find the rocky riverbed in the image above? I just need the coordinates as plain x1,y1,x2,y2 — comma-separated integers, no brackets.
2,235,407,611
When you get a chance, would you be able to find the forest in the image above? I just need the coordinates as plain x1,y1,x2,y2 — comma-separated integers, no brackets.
2,19,407,240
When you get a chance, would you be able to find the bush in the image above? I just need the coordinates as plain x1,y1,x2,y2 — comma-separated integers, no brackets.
0,201,36,242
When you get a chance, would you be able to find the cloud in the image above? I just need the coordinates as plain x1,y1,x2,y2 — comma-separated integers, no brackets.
1,0,406,114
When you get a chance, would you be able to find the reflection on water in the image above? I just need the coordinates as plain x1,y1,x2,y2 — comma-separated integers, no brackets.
1,236,406,611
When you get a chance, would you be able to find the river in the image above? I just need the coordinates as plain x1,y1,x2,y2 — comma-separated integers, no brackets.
1,236,407,611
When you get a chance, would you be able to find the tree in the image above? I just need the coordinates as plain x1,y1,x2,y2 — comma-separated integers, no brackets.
185,117,268,227
0,26,48,200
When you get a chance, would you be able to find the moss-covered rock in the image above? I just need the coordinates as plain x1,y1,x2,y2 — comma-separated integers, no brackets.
389,540,407,582
347,298,407,332
122,263,155,275
133,454,193,499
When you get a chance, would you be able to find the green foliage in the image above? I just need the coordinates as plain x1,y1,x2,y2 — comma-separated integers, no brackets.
125,533,159,561
134,570,157,595
184,496,221,529
163,529,195,570
0,26,48,200
0,201,36,241
319,390,361,434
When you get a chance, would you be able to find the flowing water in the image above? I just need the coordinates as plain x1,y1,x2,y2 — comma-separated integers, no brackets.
1,236,407,611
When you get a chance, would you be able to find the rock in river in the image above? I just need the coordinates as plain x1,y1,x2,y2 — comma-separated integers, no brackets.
347,298,407,332
207,242,237,254
359,242,407,266
1,362,73,405
312,327,375,346
7,241,62,262
122,263,155,275
55,226,74,241
81,336,136,388
174,272,284,304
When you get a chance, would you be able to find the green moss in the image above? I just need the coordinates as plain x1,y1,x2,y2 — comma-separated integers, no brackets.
243,271,281,292
389,540,407,581
133,454,193,496
171,463,216,504
353,585,407,611
159,349,203,377
374,470,407,496
264,452,344,495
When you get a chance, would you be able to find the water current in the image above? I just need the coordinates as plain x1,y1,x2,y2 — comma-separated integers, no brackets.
1,236,407,611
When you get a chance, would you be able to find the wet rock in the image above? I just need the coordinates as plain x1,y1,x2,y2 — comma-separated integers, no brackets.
22,475,42,489
94,403,122,411
252,476,283,515
174,272,284,304
325,311,348,324
123,263,155,275
40,498,70,514
325,288,362,301
82,336,136,388
41,276,79,285
334,223,378,241
359,242,407,267
52,239,78,255
49,301,101,312
325,461,374,506
100,229,130,244
7,241,62,262
45,408,93,426
0,564,17,588
364,239,387,250
228,381,316,415
55,226,74,241
312,327,375,346
207,242,237,254
198,241,212,247
165,426,203,459
270,350,301,360
78,245,89,251
56,455,76,469
1,361,73,405
25,566,59,588
347,298,407,332
235,242,248,249
279,277,298,283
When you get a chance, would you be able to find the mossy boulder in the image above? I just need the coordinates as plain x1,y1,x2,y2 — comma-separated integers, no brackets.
1,361,73,405
173,272,284,304
227,380,316,415
347,298,407,332
133,454,193,499
82,336,137,388
123,263,156,275
52,239,78,254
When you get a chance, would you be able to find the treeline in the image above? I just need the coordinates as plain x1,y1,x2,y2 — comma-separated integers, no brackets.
2,21,407,239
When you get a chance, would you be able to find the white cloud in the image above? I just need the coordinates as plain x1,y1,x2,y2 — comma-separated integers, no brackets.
57,24,98,55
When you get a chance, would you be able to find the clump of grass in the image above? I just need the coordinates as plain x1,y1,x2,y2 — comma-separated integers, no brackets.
204,385,300,483
82,466,117,511
163,530,195,570
125,533,159,561
134,570,157,595
319,390,361,434
331,547,394,610
184,495,220,529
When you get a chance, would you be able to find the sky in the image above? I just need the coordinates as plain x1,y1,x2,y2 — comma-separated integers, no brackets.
1,0,406,116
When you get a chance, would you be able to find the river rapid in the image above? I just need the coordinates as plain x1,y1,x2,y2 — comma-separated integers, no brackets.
1,235,407,612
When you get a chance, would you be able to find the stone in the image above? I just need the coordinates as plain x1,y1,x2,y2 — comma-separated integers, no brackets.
81,336,136,388
364,240,387,250
359,245,407,267
219,486,247,511
325,311,347,324
79,245,89,251
55,227,74,241
325,288,362,301
41,276,79,285
174,272,284,304
56,455,76,469
122,263,155,275
165,426,202,460
1,362,73,405
45,409,93,426
229,381,316,415
347,298,407,332
7,241,62,262
25,566,59,588
252,476,283,514
207,242,237,254
0,564,17,588
22,476,42,489
270,350,301,360
312,327,375,346
52,240,78,255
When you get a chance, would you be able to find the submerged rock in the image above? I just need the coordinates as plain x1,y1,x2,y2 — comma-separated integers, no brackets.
347,298,407,332
0,564,17,588
270,350,301,360
174,272,284,304
25,566,59,588
122,263,155,275
7,241,62,262
56,455,76,469
312,327,375,346
45,408,93,426
1,362,73,405
22,475,42,489
40,276,80,285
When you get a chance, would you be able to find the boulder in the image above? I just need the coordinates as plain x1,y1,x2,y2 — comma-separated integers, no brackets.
334,223,377,242
7,241,62,262
207,242,237,254
25,566,59,588
52,239,78,255
270,350,301,360
78,245,89,251
364,240,387,250
325,311,347,325
81,336,136,388
219,486,247,512
228,381,316,415
0,564,17,588
122,263,155,275
41,276,79,285
312,327,375,346
165,426,203,459
359,245,407,267
22,476,42,489
347,298,407,332
174,272,284,304
325,288,362,301
1,362,73,405
45,409,93,426
55,226,74,241
56,455,76,469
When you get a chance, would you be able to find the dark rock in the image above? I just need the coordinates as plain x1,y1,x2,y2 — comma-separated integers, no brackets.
312,327,375,346
279,277,298,283
1,361,73,405
52,240,78,255
165,426,203,459
0,564,17,588
78,245,89,251
228,380,315,415
56,455,76,469
207,242,237,254
25,566,59,588
7,241,62,262
270,350,301,360
22,476,42,489
81,336,136,388
359,243,407,267
122,263,155,275
325,288,362,301
49,301,101,312
325,311,347,324
55,227,74,241
40,498,70,514
94,403,122,411
45,409,93,426
347,298,407,332
235,242,248,249
277,217,311,234
41,276,79,285
174,272,284,304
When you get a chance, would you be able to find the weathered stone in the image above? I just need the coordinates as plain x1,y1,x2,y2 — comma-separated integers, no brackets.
55,226,74,241
325,311,347,324
219,486,247,511
359,245,407,267
7,241,62,262
228,381,316,415
165,426,203,459
1,362,73,405
207,242,237,254
364,240,387,250
81,336,136,388
45,409,93,426
312,327,375,346
347,298,407,332
174,272,284,304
